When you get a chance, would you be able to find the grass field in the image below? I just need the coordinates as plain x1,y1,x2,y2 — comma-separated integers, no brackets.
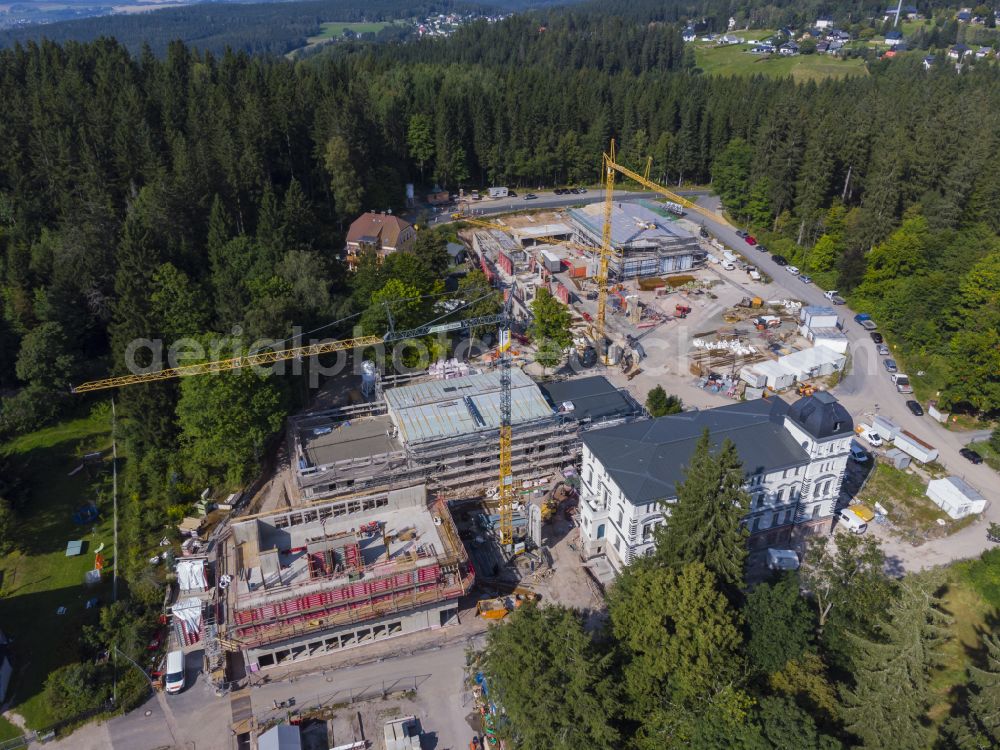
856,463,977,542
693,33,868,81
967,440,1000,473
310,21,394,41
0,409,114,730
928,572,997,729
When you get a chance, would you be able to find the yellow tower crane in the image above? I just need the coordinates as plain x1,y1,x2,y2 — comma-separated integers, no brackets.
591,140,735,355
72,304,517,549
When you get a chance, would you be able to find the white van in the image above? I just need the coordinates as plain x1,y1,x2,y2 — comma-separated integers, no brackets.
838,508,868,534
766,548,800,571
855,424,883,447
165,650,185,694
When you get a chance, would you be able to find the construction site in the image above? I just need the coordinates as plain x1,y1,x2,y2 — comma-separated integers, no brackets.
65,141,856,749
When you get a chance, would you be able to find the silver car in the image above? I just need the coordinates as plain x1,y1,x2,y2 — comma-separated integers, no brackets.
876,344,889,355
883,359,897,373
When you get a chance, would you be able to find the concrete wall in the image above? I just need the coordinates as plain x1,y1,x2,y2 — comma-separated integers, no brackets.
245,599,458,671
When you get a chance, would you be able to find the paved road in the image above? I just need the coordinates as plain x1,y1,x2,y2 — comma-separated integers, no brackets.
687,197,999,570
422,188,683,225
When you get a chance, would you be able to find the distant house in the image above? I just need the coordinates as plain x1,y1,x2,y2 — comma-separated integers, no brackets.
948,44,970,60
884,30,903,47
975,46,993,59
957,9,972,22
344,212,416,270
923,55,936,70
780,42,799,56
778,26,794,38
718,33,744,45
815,16,834,29
682,26,697,42
827,29,851,42
826,40,845,53
817,41,831,53
751,43,775,54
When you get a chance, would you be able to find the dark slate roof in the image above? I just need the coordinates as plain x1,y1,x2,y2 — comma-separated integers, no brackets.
540,376,640,423
582,397,810,505
785,391,853,440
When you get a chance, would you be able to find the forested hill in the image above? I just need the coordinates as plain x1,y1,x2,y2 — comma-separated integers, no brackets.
0,0,513,56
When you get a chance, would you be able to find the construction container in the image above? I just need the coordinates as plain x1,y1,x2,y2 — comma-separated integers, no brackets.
894,430,938,463
541,250,562,274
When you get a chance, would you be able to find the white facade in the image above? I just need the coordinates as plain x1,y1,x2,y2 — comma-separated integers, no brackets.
578,399,852,571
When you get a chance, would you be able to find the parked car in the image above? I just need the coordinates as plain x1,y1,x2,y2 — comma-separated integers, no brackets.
960,447,984,465
772,254,788,266
757,244,768,252
745,235,758,245
906,400,924,416
849,440,868,463
799,274,813,284
786,265,800,275
838,507,868,534
736,230,748,238
524,193,538,200
507,190,517,197
554,188,565,195
876,343,890,355
165,650,186,694
883,359,898,373
870,332,884,344
574,187,587,194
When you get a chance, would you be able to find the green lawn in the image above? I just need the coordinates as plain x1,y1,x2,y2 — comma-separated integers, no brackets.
856,463,974,542
967,441,1000,473
0,410,115,730
693,35,868,81
927,572,997,730
309,21,394,42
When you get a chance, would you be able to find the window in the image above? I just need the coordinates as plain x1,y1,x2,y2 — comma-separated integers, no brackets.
782,469,788,479
643,523,654,541
616,508,624,527
596,523,606,540
824,480,832,495
811,505,821,519
784,510,793,524
777,489,785,503
752,517,761,532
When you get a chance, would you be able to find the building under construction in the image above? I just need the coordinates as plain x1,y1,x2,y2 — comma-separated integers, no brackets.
567,200,705,279
217,485,471,670
290,370,642,503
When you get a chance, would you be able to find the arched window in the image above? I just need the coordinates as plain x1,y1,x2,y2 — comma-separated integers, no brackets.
596,523,606,539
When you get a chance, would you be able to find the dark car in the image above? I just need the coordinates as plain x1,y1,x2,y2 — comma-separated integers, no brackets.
554,188,564,195
507,190,517,197
960,447,984,465
771,254,788,266
906,400,924,416
870,332,884,344
757,244,768,252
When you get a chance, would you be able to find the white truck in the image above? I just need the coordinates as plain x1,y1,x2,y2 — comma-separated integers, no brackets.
892,373,913,394
824,289,846,305
488,186,509,198
854,423,883,447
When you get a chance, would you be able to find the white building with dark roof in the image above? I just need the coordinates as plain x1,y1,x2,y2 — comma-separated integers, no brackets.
578,392,854,570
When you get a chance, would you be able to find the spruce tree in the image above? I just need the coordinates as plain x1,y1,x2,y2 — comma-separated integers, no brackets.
840,573,950,750
654,431,749,598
